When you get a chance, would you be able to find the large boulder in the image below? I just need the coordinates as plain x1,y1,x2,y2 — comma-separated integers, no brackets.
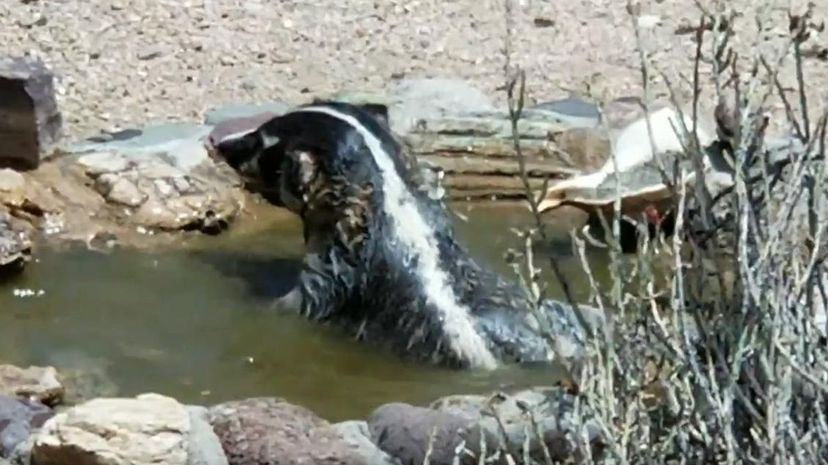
0,365,63,407
0,395,53,459
0,56,62,170
209,397,393,465
31,393,199,465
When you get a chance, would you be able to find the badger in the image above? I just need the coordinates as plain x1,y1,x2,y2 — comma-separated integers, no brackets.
210,101,606,370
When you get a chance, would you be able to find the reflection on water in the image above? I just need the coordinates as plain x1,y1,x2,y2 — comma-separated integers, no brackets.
0,202,609,421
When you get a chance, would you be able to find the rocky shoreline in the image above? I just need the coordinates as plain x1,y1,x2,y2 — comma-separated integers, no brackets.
0,362,603,465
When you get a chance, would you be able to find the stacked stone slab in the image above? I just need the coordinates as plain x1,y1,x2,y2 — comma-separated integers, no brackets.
0,56,62,170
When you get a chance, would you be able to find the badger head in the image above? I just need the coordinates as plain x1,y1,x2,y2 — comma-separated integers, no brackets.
211,102,399,254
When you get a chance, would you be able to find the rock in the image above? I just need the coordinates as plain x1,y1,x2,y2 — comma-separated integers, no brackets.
429,388,606,463
185,406,229,465
209,397,380,465
366,403,491,465
0,395,53,459
31,393,189,465
401,108,609,200
366,389,606,464
318,421,399,465
203,102,289,126
529,96,601,129
0,169,26,199
41,351,119,406
64,124,245,234
73,123,212,171
0,213,32,275
0,56,62,169
386,78,496,135
0,365,63,406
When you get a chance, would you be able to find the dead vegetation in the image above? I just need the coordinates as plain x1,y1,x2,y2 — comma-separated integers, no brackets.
429,0,828,463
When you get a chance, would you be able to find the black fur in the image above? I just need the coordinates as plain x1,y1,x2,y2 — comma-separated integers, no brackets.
213,101,605,369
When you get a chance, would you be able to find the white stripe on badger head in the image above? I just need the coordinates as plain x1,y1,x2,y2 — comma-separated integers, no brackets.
294,105,499,370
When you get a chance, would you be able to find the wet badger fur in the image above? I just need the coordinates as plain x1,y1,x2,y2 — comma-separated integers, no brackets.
212,101,606,370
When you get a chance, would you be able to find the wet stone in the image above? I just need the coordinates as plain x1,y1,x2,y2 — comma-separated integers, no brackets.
0,56,63,169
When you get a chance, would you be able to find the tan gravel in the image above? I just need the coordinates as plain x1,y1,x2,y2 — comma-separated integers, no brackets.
1,0,826,142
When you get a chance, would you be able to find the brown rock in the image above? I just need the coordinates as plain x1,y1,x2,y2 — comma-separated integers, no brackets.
0,56,62,170
0,365,63,406
209,397,383,465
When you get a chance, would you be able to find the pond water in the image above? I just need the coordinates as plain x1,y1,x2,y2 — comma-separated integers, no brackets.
0,202,612,422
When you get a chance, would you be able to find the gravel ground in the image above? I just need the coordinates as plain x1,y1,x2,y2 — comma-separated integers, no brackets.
1,0,826,141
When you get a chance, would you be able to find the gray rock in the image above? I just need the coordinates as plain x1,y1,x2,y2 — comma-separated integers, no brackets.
321,421,399,465
209,397,379,465
0,213,31,273
0,56,63,169
185,406,229,465
386,78,496,135
530,96,601,129
204,102,290,126
366,402,491,465
429,388,606,463
0,395,53,459
70,123,213,171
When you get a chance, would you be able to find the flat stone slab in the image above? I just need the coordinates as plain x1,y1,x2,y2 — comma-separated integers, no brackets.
530,96,601,129
69,123,213,172
203,102,289,126
0,56,63,169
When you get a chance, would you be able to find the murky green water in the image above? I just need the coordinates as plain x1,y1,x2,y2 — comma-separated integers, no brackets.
0,203,611,421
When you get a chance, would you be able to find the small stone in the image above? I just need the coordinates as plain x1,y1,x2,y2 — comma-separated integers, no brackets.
96,174,146,208
0,56,63,169
136,46,164,61
0,365,63,406
0,169,25,194
32,393,189,465
637,14,662,29
76,152,131,176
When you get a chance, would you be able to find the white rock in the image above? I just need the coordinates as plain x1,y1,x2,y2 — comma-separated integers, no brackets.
32,393,189,465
